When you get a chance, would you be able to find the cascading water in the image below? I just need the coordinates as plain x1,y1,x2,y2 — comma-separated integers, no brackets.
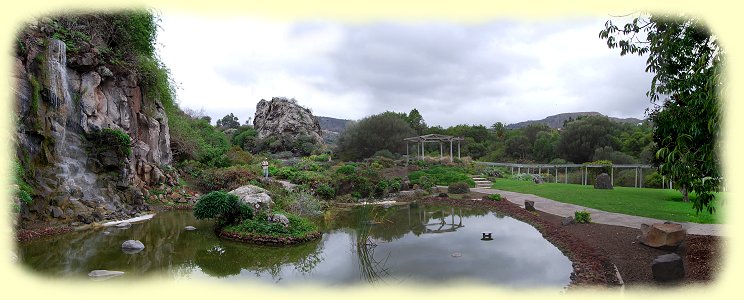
45,39,113,212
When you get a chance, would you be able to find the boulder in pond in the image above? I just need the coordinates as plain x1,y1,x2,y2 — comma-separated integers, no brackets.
594,173,613,189
267,213,290,228
88,270,125,281
228,185,273,212
121,240,145,254
184,226,196,231
640,223,686,248
652,253,684,282
525,200,536,212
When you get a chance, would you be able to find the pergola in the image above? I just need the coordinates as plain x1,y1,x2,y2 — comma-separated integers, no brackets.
404,134,464,162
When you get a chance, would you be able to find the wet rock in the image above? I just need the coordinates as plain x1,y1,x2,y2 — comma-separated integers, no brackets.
88,270,125,280
561,216,574,226
121,240,145,254
652,253,684,282
184,226,196,231
77,214,93,224
594,173,613,189
640,223,686,248
525,200,536,212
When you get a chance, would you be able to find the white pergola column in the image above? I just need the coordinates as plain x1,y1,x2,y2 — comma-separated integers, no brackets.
457,141,460,159
449,140,453,162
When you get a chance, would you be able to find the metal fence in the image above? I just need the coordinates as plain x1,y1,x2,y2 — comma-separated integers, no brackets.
475,162,673,189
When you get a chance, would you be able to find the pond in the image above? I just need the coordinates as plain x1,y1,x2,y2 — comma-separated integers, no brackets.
17,203,573,288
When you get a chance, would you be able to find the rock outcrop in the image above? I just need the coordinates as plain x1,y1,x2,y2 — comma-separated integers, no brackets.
13,18,177,229
253,97,324,154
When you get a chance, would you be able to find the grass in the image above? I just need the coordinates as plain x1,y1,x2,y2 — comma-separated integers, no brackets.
491,178,723,224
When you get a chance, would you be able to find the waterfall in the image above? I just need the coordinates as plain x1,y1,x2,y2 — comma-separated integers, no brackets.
45,39,71,110
45,39,110,210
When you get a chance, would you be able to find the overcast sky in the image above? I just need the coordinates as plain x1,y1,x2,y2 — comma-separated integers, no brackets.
156,13,654,128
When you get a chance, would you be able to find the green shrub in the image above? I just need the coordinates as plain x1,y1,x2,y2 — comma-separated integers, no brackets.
286,192,326,217
198,166,256,192
373,180,389,198
14,162,34,205
448,182,470,194
372,149,395,159
309,153,330,162
408,166,474,187
86,128,132,157
225,211,318,238
511,173,534,181
314,183,336,200
193,191,252,226
417,175,435,190
574,210,591,224
336,164,356,175
274,167,299,180
389,178,402,193
487,194,502,201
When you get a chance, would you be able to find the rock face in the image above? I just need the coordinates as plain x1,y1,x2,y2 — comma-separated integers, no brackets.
253,97,324,154
228,185,274,212
14,20,178,228
594,173,613,189
640,223,687,248
652,253,685,282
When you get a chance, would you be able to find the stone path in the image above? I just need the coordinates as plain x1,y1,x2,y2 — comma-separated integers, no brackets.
470,187,724,236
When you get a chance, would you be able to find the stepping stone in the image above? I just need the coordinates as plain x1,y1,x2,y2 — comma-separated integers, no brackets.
184,226,196,231
121,240,145,254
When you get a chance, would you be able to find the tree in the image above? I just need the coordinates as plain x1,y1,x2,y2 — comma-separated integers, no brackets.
555,116,620,163
405,108,427,134
337,112,416,160
600,14,722,213
216,113,240,130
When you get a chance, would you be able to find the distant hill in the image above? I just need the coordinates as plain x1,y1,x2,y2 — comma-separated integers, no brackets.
505,112,644,129
317,116,352,133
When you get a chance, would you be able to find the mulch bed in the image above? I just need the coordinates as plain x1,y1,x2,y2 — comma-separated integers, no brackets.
217,229,322,246
16,226,73,243
420,196,722,289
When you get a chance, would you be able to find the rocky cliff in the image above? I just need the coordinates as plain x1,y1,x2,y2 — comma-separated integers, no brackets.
253,97,324,155
13,18,177,228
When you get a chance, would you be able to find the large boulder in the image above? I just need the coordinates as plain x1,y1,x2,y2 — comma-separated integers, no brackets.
253,97,324,154
594,173,613,189
228,185,274,212
531,175,544,184
652,253,685,282
640,223,687,248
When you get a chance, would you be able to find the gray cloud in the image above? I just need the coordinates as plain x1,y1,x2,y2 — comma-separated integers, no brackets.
160,15,654,127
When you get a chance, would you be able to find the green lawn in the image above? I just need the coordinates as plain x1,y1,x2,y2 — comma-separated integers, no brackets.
490,179,723,224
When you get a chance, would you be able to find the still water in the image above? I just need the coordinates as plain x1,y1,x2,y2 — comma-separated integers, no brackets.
17,203,573,287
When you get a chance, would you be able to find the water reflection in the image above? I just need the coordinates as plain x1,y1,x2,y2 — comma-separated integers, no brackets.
18,205,572,287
